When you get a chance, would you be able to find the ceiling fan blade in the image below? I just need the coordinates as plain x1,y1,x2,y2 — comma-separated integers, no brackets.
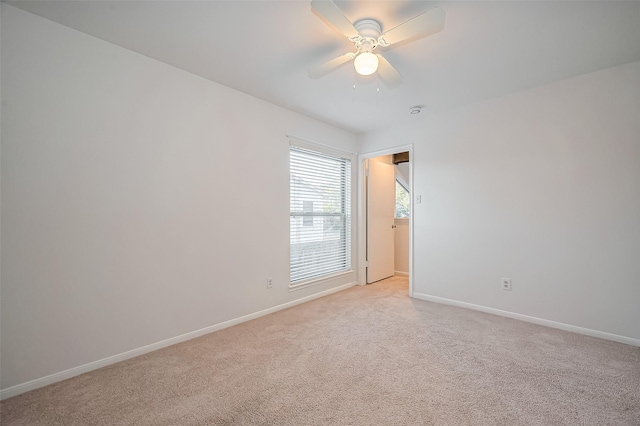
308,53,355,79
311,0,360,41
376,55,403,88
378,7,445,47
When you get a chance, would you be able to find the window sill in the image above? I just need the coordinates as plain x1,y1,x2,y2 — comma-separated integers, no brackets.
289,270,354,292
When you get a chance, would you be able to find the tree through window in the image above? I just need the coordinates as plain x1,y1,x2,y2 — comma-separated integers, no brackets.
395,180,410,218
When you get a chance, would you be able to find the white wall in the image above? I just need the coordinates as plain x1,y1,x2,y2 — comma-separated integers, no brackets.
395,162,410,188
370,154,393,165
360,60,640,344
0,5,358,393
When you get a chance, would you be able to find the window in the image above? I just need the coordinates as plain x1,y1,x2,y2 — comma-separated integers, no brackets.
395,180,410,218
302,201,314,227
290,145,351,285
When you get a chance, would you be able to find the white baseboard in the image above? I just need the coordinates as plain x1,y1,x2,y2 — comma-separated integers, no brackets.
394,271,409,276
1,281,356,400
412,292,640,348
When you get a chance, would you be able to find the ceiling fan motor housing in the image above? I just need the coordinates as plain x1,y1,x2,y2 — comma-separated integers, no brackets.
354,19,382,52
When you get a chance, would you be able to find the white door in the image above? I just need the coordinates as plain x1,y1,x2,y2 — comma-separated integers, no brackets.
366,159,396,283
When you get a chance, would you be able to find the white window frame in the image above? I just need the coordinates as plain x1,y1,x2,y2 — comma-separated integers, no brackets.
289,139,355,290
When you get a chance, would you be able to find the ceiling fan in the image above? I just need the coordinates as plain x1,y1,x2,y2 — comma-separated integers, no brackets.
308,0,445,88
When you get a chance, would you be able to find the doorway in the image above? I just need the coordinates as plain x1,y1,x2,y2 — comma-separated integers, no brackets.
359,145,413,294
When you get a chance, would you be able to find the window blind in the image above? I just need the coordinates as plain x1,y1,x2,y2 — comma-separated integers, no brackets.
290,145,351,284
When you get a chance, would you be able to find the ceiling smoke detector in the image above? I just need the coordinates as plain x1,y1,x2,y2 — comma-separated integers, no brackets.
410,105,423,114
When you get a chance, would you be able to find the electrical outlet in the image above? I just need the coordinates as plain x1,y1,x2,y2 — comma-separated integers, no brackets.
266,277,273,289
501,278,512,291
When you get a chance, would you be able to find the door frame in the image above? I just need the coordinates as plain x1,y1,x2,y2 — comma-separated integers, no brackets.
358,144,414,295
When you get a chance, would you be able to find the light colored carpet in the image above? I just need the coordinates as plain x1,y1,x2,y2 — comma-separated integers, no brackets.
1,276,639,425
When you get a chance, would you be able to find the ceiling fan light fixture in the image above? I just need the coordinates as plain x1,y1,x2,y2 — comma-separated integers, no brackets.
354,51,379,76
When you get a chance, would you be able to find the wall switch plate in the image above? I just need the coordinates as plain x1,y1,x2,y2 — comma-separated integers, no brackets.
501,278,512,291
415,195,422,204
267,277,273,289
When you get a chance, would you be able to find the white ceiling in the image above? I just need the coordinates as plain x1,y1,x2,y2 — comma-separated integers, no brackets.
6,0,640,134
